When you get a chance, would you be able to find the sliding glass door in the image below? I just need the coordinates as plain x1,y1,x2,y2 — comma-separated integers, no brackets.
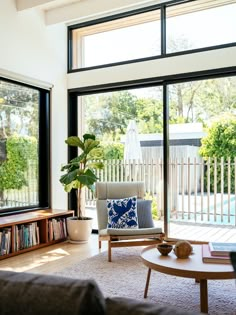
69,73,236,239
167,76,236,241
78,86,163,230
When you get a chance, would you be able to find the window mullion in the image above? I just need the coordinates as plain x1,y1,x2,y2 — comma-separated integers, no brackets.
161,5,166,55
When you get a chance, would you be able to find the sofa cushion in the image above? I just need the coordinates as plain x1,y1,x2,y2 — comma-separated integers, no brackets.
106,297,201,315
137,199,154,228
107,196,138,229
99,227,162,236
0,270,105,315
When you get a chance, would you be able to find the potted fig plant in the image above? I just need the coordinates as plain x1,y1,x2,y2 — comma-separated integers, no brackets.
60,134,104,243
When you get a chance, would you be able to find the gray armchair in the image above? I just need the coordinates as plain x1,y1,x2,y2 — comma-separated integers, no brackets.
96,181,165,262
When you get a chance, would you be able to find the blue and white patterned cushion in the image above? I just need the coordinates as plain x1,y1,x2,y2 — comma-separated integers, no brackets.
107,196,138,229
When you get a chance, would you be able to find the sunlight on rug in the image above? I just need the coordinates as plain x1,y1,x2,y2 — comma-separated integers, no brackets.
54,247,236,315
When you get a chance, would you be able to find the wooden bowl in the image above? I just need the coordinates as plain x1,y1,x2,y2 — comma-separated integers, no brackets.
157,243,173,256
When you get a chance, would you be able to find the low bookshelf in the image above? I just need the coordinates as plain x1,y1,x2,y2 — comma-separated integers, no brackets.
0,209,74,260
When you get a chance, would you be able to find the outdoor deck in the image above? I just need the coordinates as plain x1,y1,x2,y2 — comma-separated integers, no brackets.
154,220,236,243
87,207,236,243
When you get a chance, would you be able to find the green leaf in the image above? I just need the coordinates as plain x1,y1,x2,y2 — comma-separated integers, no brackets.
88,148,104,160
87,184,95,192
61,163,72,171
66,136,84,150
60,133,105,195
83,134,95,141
84,139,100,154
60,169,78,185
64,181,80,192
77,169,98,187
88,161,104,170
70,156,81,163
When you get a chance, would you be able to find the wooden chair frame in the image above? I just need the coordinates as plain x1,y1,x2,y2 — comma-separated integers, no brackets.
96,181,165,262
99,233,165,262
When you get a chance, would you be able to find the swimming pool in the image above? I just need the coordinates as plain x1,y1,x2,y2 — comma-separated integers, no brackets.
173,196,236,225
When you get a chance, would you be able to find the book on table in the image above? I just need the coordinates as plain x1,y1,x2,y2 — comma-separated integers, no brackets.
208,242,236,257
230,252,236,273
202,244,231,264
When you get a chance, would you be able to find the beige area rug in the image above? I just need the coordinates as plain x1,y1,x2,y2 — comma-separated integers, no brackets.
54,247,236,315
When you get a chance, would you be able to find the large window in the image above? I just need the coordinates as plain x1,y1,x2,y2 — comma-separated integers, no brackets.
70,10,161,69
0,78,50,214
68,0,236,71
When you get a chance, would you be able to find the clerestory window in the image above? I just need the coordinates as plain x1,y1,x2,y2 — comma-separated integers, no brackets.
68,0,236,71
70,10,161,69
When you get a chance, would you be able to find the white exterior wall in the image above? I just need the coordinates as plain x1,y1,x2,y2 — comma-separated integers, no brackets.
67,46,236,89
0,0,68,210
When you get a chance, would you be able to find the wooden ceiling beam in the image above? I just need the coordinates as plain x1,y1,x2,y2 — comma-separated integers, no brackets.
45,0,159,25
16,0,57,11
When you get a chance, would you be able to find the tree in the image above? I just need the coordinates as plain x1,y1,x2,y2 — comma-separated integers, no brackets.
197,78,236,122
136,98,163,133
199,115,236,192
85,91,138,140
0,81,39,138
169,77,236,125
0,135,37,202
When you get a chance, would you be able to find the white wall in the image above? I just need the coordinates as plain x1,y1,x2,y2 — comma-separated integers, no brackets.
68,46,236,89
0,0,68,210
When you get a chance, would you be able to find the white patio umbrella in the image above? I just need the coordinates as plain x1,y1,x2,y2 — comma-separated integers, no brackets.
124,120,142,181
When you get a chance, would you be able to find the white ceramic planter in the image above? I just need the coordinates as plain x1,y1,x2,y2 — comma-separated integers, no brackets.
66,217,93,243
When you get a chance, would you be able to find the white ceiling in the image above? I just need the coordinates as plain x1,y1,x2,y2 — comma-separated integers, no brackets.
15,0,236,26
15,0,164,25
16,0,81,11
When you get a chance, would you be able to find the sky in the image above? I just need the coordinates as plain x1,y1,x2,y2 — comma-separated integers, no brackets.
82,3,236,67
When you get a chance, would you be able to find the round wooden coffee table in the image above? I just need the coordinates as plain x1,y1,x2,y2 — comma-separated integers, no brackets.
141,244,235,314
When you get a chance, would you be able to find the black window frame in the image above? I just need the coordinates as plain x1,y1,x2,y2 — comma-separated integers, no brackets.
67,66,236,234
67,0,236,73
0,77,51,216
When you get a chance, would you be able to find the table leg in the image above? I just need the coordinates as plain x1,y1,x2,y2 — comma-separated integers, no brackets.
200,279,208,314
144,268,152,298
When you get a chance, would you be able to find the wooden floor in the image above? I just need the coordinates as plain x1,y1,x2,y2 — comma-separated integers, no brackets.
0,221,235,274
0,234,105,274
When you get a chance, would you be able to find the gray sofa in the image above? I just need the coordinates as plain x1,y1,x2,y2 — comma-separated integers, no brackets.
0,270,201,315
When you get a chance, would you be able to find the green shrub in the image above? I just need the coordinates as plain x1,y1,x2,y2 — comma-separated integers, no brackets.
0,135,37,191
100,142,124,160
199,115,236,193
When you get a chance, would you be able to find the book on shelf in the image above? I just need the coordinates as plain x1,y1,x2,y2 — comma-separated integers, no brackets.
202,244,231,264
208,242,236,257
0,228,11,255
49,218,67,241
14,222,40,251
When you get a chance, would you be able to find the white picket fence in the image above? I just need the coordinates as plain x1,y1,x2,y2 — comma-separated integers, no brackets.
2,157,236,225
87,157,236,226
1,161,38,208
